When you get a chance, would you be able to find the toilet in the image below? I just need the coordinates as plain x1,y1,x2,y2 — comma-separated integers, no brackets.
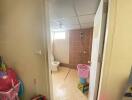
51,55,60,71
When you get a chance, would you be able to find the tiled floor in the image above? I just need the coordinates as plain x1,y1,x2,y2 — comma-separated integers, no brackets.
52,67,88,100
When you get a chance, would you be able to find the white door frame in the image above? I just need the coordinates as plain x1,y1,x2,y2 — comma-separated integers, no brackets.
97,0,117,99
41,0,53,100
44,0,54,99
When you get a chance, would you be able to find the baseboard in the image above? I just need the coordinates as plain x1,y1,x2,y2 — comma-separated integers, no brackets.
60,63,76,69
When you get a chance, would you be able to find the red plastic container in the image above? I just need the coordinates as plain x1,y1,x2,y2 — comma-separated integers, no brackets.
0,68,18,92
0,82,20,100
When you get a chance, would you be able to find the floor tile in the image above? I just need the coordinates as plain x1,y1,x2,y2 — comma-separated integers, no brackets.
52,67,88,100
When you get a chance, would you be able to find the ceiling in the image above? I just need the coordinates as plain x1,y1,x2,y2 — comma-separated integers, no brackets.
49,0,100,31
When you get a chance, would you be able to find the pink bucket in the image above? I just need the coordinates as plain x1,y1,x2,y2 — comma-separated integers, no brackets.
77,64,90,79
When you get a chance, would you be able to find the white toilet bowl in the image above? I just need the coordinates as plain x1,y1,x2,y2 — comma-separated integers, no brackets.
52,61,60,71
51,55,60,71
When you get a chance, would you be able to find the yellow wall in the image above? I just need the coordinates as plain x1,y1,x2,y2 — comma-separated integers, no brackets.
98,0,132,100
0,0,49,99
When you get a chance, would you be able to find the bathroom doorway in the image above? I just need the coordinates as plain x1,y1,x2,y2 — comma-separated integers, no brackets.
47,0,108,100
51,29,93,100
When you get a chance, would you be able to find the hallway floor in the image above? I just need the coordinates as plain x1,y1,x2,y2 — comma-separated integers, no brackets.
52,67,88,100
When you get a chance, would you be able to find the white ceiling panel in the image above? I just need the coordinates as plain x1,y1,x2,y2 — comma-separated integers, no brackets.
49,0,100,31
51,17,79,25
79,15,95,24
81,23,94,28
50,0,76,19
62,17,78,25
65,24,80,30
50,24,81,31
75,0,99,15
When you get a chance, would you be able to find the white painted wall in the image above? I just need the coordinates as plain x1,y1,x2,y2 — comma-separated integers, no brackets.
98,0,132,100
53,32,69,64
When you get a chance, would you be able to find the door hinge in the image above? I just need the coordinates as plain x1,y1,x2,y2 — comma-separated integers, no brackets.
103,2,108,14
98,54,103,64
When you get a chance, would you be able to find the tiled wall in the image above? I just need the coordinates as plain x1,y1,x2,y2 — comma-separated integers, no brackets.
69,28,93,68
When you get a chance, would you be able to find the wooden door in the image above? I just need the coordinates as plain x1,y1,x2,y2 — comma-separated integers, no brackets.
69,28,93,68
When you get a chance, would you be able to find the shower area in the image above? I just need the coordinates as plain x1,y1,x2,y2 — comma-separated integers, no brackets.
69,28,93,68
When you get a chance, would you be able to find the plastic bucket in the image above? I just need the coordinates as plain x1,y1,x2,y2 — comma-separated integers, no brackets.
80,78,86,84
77,64,90,79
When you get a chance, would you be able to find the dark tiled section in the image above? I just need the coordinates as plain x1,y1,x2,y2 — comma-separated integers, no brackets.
69,28,93,68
